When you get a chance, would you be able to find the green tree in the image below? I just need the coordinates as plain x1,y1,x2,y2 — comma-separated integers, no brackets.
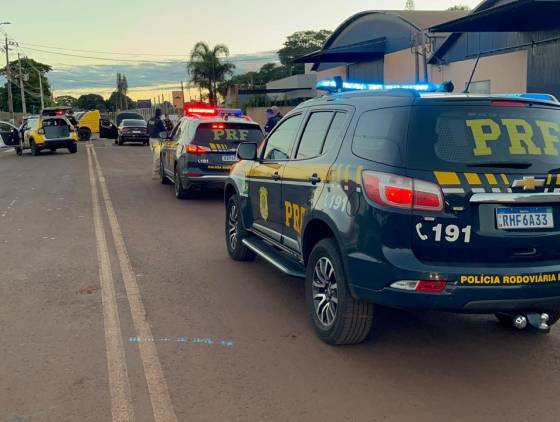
447,4,471,10
55,95,78,107
188,42,235,106
76,93,107,111
106,91,136,112
278,30,332,75
0,58,53,113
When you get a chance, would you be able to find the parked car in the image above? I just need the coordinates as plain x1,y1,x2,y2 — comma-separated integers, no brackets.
116,119,149,146
19,115,78,155
159,105,263,199
225,82,560,345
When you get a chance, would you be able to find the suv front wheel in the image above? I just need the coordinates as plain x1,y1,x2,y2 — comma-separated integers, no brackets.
306,239,374,345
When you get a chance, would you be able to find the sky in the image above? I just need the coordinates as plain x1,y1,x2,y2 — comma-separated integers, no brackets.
1,0,483,100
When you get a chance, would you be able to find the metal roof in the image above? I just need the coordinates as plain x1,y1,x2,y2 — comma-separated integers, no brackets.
430,0,560,32
293,38,386,64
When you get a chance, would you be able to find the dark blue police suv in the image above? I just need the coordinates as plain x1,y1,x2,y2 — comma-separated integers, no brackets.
224,82,560,345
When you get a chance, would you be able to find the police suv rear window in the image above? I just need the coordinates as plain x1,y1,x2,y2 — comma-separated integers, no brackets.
194,123,263,147
407,105,560,172
352,107,409,166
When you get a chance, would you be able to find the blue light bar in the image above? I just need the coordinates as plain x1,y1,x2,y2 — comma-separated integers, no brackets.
316,79,447,93
507,93,559,103
219,108,244,117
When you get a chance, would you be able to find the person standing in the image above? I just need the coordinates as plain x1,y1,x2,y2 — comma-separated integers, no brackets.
163,113,174,132
264,106,283,135
149,108,167,180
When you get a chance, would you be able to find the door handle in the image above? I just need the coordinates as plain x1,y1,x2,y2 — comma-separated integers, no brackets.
272,171,281,181
309,174,321,185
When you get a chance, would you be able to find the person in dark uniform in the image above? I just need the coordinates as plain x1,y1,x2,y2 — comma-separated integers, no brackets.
264,106,283,135
149,108,167,180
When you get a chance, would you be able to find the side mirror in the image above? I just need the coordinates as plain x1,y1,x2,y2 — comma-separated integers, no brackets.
159,131,169,139
237,142,258,161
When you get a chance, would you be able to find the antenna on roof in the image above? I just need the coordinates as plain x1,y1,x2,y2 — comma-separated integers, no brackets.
405,0,415,10
464,54,480,93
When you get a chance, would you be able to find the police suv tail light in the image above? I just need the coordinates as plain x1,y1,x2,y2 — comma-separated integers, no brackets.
362,171,443,212
391,280,447,293
187,144,211,155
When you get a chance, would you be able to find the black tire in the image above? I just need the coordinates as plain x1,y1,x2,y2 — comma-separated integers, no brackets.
117,137,123,146
30,140,40,156
306,239,374,345
160,159,172,185
225,196,256,262
174,166,195,199
495,311,560,327
78,127,91,141
69,144,77,154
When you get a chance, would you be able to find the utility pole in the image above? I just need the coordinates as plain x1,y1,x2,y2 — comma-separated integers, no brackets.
17,53,27,114
37,69,45,110
180,81,185,107
4,35,14,120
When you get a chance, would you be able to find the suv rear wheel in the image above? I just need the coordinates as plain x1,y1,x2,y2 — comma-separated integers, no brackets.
225,196,255,261
30,140,40,156
306,239,374,345
174,167,195,199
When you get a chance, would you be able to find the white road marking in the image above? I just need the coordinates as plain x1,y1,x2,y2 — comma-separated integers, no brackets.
86,146,136,422
90,144,178,422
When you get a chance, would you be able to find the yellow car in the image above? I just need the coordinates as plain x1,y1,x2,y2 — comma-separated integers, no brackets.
17,115,78,156
75,110,101,140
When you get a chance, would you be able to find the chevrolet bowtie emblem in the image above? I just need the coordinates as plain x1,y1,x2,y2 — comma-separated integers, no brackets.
512,177,545,191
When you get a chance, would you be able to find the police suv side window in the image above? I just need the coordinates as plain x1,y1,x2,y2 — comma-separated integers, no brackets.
170,120,182,141
262,114,303,161
352,107,409,165
295,112,334,159
322,112,347,155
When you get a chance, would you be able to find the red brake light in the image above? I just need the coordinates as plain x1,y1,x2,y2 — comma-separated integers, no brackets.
187,144,211,154
362,171,444,212
56,110,65,115
212,123,225,129
491,101,527,107
415,281,447,293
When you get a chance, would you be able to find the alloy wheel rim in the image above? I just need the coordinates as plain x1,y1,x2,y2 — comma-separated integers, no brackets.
312,257,338,327
228,203,238,250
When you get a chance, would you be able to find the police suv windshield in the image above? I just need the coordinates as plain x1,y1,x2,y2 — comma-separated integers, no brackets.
407,104,560,173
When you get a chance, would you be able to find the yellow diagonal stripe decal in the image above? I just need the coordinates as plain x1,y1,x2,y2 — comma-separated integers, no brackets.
485,173,498,185
464,173,482,185
500,174,509,185
434,171,461,186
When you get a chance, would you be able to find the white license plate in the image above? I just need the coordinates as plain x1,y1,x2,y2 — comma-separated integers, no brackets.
222,155,237,162
496,207,554,230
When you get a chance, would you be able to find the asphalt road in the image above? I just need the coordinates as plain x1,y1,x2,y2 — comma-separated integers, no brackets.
1,139,560,422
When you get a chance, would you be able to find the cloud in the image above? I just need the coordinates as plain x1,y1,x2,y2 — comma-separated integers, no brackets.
48,51,279,99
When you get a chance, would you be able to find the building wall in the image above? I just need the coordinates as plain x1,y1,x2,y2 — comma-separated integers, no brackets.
314,66,348,85
384,49,423,84
430,50,528,94
171,91,184,109
527,38,560,99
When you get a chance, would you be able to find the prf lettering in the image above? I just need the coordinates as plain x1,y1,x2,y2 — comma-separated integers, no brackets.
285,201,306,235
213,129,249,141
466,119,560,157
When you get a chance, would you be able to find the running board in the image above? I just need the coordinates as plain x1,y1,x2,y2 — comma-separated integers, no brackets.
243,237,305,279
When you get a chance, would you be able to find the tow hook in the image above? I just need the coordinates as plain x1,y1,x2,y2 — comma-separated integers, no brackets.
513,313,550,333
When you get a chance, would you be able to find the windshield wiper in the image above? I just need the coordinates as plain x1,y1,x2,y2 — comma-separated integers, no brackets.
466,161,533,169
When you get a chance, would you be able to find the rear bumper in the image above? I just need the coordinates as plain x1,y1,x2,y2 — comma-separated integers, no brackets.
347,248,560,313
38,139,76,149
120,135,149,142
180,172,228,189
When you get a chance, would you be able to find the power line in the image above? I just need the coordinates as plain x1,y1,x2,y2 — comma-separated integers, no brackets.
21,45,279,64
18,41,280,60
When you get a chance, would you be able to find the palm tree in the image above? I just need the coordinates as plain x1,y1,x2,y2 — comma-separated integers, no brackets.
188,42,235,106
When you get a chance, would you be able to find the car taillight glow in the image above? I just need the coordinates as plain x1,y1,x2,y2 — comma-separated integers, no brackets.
187,107,217,116
491,101,527,107
212,123,225,129
415,281,447,293
391,280,447,293
187,144,211,154
362,171,444,211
